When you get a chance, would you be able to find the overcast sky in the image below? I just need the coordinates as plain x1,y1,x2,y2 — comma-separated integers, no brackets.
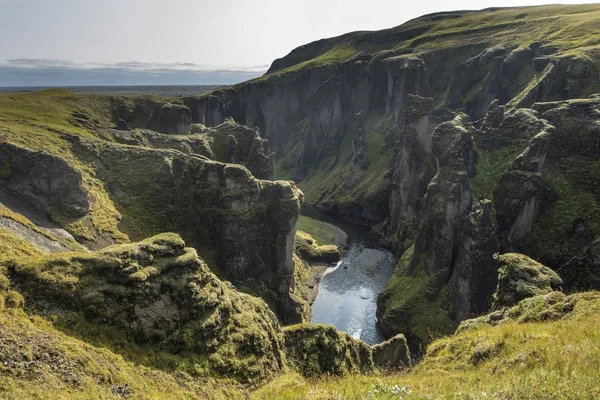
1,0,598,86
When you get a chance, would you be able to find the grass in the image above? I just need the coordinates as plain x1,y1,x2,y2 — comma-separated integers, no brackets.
0,228,43,261
253,292,600,399
0,90,128,247
227,4,600,89
297,216,337,246
6,234,288,384
0,308,244,400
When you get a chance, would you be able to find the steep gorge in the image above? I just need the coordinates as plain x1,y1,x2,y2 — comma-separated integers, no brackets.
176,4,600,345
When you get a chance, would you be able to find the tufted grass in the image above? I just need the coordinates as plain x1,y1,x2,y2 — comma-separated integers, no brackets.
253,292,600,399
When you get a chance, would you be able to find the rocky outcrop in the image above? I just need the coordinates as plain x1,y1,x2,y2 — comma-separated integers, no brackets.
7,233,286,382
561,237,600,291
378,115,497,346
204,119,275,180
282,324,373,377
458,291,600,333
493,112,555,251
0,143,90,221
492,253,563,308
107,128,214,156
107,119,275,180
71,137,304,322
450,200,501,321
111,97,192,135
147,103,192,134
295,231,340,263
371,333,411,370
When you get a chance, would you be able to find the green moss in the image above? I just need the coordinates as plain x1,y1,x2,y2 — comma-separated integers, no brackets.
282,324,373,377
0,228,44,261
7,234,287,384
0,308,243,399
4,291,24,309
0,91,128,245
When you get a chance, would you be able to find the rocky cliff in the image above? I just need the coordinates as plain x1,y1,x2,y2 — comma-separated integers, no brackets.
176,4,600,347
0,90,304,323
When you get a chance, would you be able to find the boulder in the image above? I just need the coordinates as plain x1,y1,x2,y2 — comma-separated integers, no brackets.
282,324,373,377
371,333,411,370
492,253,563,309
295,231,340,263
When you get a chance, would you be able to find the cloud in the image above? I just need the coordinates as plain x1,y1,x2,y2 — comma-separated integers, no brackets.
0,59,268,86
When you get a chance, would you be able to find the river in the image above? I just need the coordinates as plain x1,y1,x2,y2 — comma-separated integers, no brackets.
303,207,396,345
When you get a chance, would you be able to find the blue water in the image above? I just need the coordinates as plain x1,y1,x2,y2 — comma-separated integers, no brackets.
310,221,396,345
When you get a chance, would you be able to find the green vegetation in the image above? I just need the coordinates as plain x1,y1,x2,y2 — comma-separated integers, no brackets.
296,113,394,213
295,230,339,263
282,324,373,377
0,90,128,246
0,228,43,261
5,234,287,384
377,247,455,348
296,216,337,246
249,4,600,84
254,292,600,399
0,308,243,400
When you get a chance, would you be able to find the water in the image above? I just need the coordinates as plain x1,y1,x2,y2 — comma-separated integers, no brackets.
306,207,396,345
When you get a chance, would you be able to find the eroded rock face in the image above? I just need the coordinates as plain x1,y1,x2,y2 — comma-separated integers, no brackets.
561,237,600,290
148,103,192,134
8,233,286,382
111,97,192,135
0,143,90,220
282,324,373,377
371,333,411,370
493,253,563,309
71,137,304,322
107,119,275,180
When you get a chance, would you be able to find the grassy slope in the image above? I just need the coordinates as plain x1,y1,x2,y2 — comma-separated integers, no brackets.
251,4,600,84
0,90,127,245
297,216,337,246
254,292,600,399
0,309,243,400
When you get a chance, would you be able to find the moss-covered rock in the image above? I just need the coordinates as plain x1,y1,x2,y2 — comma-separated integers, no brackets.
147,103,192,135
493,253,563,308
71,137,304,323
7,233,286,382
282,324,373,377
0,308,244,399
294,231,340,263
458,291,600,333
371,333,411,370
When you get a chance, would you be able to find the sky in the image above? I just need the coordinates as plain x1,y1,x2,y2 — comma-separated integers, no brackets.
0,0,598,86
